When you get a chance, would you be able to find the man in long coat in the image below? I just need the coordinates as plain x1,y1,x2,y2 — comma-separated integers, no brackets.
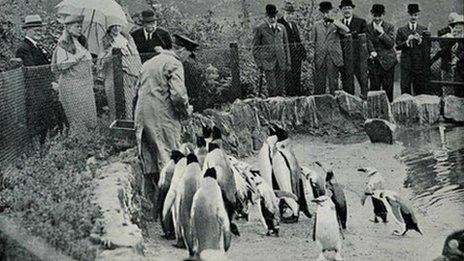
277,2,307,96
366,4,397,102
135,34,194,218
339,0,369,98
253,4,291,97
395,4,429,95
309,1,350,95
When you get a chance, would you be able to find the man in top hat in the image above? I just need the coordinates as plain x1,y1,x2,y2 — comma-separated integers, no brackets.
396,3,429,96
15,15,58,144
253,4,291,97
134,33,194,220
277,1,307,96
338,0,369,98
366,4,397,102
131,9,172,63
309,1,350,95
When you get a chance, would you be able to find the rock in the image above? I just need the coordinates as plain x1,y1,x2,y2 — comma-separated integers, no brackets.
443,95,464,122
366,91,393,122
335,90,365,119
391,94,418,125
364,119,397,144
392,94,441,125
414,95,441,125
92,162,144,253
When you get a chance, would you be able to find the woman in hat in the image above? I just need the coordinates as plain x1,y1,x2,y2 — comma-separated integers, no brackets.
97,21,142,120
51,14,97,133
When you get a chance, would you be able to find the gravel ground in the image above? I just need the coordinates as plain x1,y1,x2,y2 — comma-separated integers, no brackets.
143,134,463,261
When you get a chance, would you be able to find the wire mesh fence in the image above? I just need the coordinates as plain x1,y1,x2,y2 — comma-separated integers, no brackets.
1,36,464,168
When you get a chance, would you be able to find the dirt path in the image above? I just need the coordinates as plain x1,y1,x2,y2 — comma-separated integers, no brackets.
144,135,463,261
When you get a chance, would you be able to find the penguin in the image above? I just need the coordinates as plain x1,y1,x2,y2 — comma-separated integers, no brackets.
178,153,203,257
271,126,311,222
434,229,464,261
228,155,257,221
194,135,208,168
324,169,347,230
258,124,278,188
368,190,423,236
312,191,343,261
190,168,231,258
157,150,185,239
202,124,213,146
162,153,188,248
203,132,240,236
358,167,388,223
300,166,324,200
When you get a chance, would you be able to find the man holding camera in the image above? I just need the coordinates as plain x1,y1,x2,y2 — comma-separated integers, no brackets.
395,3,429,95
309,1,350,95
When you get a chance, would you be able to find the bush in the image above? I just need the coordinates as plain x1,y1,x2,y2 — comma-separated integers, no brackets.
0,121,124,260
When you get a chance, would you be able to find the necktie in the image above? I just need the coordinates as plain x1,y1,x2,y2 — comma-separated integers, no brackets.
345,19,349,26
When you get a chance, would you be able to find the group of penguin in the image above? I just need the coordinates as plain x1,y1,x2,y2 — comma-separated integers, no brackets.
154,124,424,261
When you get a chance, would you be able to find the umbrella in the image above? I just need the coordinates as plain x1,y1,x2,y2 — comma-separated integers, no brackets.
56,0,128,55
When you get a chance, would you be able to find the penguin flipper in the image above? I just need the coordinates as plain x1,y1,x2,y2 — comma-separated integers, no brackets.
162,188,176,221
298,179,312,219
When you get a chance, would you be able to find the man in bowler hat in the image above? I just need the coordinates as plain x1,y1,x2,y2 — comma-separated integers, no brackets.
396,3,429,95
253,4,291,97
339,0,369,98
309,1,350,95
277,1,307,96
366,4,397,102
131,10,172,63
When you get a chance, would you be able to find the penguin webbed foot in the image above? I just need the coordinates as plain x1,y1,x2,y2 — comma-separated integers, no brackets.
266,229,279,237
392,229,406,236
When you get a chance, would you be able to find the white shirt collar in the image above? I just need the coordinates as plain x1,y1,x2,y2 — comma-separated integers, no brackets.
409,22,417,30
143,28,155,40
344,16,353,25
25,36,38,47
373,21,383,27
268,22,280,30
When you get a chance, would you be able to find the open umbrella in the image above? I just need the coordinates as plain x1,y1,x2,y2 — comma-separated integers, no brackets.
56,0,128,55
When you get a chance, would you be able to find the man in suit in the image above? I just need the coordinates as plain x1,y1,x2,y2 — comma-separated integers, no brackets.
309,1,350,95
131,10,172,63
15,15,63,144
277,2,307,96
253,4,291,97
395,4,429,95
338,0,369,98
366,4,397,102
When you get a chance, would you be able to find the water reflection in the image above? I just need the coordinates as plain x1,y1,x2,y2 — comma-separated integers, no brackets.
397,126,464,209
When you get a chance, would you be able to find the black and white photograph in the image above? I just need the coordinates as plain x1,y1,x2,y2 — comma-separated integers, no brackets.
0,0,463,260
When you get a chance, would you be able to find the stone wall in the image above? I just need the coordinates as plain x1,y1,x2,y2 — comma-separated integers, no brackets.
181,92,365,157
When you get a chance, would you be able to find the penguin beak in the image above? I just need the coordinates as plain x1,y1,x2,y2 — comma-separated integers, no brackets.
365,192,373,196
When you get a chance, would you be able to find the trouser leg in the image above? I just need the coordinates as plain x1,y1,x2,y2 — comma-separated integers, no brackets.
327,59,339,95
264,68,277,97
314,62,327,95
400,65,412,95
382,66,395,102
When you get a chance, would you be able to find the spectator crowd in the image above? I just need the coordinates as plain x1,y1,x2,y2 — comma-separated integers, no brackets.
11,1,464,139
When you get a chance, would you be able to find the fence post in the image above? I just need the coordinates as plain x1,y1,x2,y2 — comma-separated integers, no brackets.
112,48,125,119
358,33,369,96
229,42,242,99
422,32,434,95
342,34,354,93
